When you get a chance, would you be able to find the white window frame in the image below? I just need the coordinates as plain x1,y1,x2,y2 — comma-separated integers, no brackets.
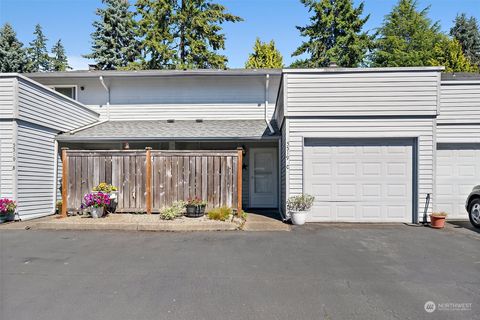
48,85,78,100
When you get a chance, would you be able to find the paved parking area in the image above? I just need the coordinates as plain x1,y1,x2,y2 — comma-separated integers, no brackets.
0,223,478,320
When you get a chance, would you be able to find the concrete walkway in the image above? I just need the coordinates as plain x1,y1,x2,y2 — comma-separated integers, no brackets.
243,212,290,231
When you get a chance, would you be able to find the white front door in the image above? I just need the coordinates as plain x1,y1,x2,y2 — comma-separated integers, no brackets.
249,148,278,208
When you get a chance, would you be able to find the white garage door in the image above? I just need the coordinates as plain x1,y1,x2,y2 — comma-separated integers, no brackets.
436,144,480,219
304,138,414,222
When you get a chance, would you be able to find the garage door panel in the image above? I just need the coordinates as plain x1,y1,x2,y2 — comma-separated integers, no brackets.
305,138,414,222
436,144,480,219
362,206,381,218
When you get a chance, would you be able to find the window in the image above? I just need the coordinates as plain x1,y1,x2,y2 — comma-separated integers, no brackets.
50,85,77,100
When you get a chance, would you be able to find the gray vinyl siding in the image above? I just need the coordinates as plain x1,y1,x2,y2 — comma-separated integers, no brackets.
0,77,15,118
0,75,99,220
0,120,15,199
16,122,57,220
31,75,281,121
438,82,480,124
16,122,57,219
17,77,98,131
437,81,480,143
437,125,480,143
285,71,439,116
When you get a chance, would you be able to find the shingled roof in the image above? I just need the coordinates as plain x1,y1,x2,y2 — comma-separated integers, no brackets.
57,120,279,141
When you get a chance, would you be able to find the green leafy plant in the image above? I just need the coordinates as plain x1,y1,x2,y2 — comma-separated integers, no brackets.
159,201,186,220
93,182,118,193
207,206,232,221
56,200,62,213
287,194,315,212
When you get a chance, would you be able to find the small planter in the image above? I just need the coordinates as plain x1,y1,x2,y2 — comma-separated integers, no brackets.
185,205,205,218
0,211,15,223
430,214,446,229
287,194,315,226
90,207,104,219
106,192,118,214
291,211,307,225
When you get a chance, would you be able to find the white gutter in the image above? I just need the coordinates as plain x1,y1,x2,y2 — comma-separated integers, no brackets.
265,74,274,134
99,76,111,120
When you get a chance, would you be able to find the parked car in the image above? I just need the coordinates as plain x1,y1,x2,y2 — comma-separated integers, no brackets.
466,185,480,228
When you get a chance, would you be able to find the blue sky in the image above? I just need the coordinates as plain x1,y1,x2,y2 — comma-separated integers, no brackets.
1,0,479,69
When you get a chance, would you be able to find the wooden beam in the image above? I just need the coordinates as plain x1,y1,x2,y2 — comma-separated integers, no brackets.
236,147,243,215
61,148,69,218
145,147,152,214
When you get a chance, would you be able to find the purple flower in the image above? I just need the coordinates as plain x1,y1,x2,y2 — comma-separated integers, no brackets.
82,192,110,208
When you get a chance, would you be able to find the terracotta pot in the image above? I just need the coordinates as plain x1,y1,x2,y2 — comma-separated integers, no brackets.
430,215,446,229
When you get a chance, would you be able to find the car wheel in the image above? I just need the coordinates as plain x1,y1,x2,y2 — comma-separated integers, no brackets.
468,199,480,229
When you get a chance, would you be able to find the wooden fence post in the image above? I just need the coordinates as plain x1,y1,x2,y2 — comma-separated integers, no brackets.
236,147,243,215
145,147,152,214
61,147,69,218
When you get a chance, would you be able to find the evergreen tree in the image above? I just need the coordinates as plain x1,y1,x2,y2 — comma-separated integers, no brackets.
450,13,480,67
0,23,30,73
84,0,139,70
371,0,443,67
292,0,371,68
28,24,51,72
135,0,177,69
429,37,478,72
245,38,283,69
51,39,70,71
136,0,242,69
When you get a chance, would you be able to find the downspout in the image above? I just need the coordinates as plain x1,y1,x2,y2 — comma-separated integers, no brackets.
99,76,111,120
265,74,275,134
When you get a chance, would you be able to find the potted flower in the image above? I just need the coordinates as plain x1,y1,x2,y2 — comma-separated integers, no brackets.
185,197,208,217
93,183,118,213
430,212,447,229
0,198,16,223
55,200,62,215
82,192,110,218
287,194,315,226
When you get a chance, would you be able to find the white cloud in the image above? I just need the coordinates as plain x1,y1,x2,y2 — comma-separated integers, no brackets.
67,56,93,71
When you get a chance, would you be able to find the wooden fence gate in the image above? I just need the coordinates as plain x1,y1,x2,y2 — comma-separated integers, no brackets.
61,148,243,216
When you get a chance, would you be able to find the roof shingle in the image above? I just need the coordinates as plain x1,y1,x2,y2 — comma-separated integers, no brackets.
57,120,278,141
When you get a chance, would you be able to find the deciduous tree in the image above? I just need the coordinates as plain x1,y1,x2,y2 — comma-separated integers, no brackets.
245,38,283,69
429,37,478,72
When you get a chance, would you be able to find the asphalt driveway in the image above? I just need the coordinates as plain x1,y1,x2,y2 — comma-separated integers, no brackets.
0,224,478,320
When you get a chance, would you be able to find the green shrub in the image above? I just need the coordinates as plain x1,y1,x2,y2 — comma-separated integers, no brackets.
207,206,232,221
287,194,315,212
159,201,185,220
